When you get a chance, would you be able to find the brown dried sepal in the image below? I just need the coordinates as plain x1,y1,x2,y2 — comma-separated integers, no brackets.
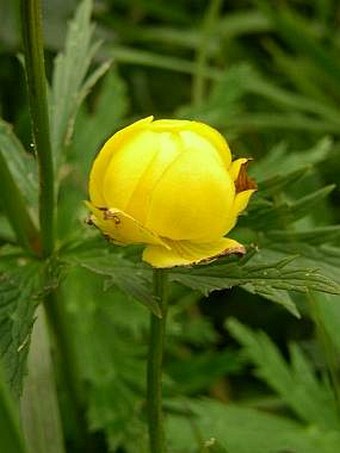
235,161,257,194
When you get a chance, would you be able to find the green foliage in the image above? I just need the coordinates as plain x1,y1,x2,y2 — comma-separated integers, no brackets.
167,398,340,453
227,318,340,430
0,360,27,453
0,121,38,250
59,267,149,451
50,0,111,169
0,253,46,398
0,119,37,212
2,0,340,452
171,252,340,317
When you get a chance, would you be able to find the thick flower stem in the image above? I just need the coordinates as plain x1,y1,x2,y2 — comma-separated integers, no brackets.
21,0,55,258
147,269,168,453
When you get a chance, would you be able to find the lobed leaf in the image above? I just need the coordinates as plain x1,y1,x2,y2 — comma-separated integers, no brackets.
0,255,44,397
227,318,340,430
167,398,340,453
170,251,340,317
63,247,159,317
243,185,335,230
50,0,110,168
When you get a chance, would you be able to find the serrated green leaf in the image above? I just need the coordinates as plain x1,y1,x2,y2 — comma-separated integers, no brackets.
227,318,340,430
167,350,242,395
178,64,250,121
70,69,129,173
263,242,340,285
244,185,335,230
257,166,310,196
266,225,340,245
0,119,39,251
50,0,109,167
64,249,159,317
241,284,299,317
252,137,332,180
261,4,340,85
0,118,38,212
170,252,340,317
167,398,339,453
0,256,44,397
59,267,148,451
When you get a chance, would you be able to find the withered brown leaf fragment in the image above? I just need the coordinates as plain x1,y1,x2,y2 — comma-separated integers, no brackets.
235,161,257,194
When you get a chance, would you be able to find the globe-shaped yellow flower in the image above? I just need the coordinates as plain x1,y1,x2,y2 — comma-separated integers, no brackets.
87,116,256,268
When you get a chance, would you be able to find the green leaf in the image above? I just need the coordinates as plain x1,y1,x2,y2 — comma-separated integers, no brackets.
167,398,340,453
0,119,39,251
63,246,159,317
20,307,65,453
167,349,242,395
257,166,310,196
244,185,335,230
171,252,340,316
227,318,340,430
0,359,28,453
0,254,44,397
50,0,110,167
0,119,37,211
178,64,250,121
263,242,340,285
310,292,340,357
59,267,148,451
266,225,340,246
261,4,340,86
70,69,129,174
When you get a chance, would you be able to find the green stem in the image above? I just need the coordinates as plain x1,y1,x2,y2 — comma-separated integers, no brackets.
44,292,88,450
147,269,168,453
21,0,54,258
308,291,340,410
192,0,222,106
0,359,28,453
20,2,88,448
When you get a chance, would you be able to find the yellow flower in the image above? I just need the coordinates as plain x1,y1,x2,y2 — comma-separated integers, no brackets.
87,116,256,268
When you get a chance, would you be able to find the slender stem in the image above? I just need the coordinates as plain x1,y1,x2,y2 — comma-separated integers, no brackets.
0,360,28,453
44,292,88,449
147,269,168,453
308,291,340,411
20,0,54,258
20,2,88,448
192,0,222,106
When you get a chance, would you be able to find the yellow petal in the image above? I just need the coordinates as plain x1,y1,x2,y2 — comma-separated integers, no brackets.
145,145,235,241
150,119,232,168
103,128,182,222
89,116,154,206
222,189,256,235
233,189,256,217
229,158,248,181
143,237,245,268
86,202,168,247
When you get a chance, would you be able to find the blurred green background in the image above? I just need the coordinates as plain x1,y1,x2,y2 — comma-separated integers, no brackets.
1,0,340,452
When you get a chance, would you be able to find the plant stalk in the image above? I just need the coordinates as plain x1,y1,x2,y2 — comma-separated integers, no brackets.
44,292,88,449
21,0,54,258
147,269,168,453
20,1,88,449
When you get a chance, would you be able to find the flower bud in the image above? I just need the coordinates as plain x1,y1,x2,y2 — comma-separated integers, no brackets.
87,116,256,268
